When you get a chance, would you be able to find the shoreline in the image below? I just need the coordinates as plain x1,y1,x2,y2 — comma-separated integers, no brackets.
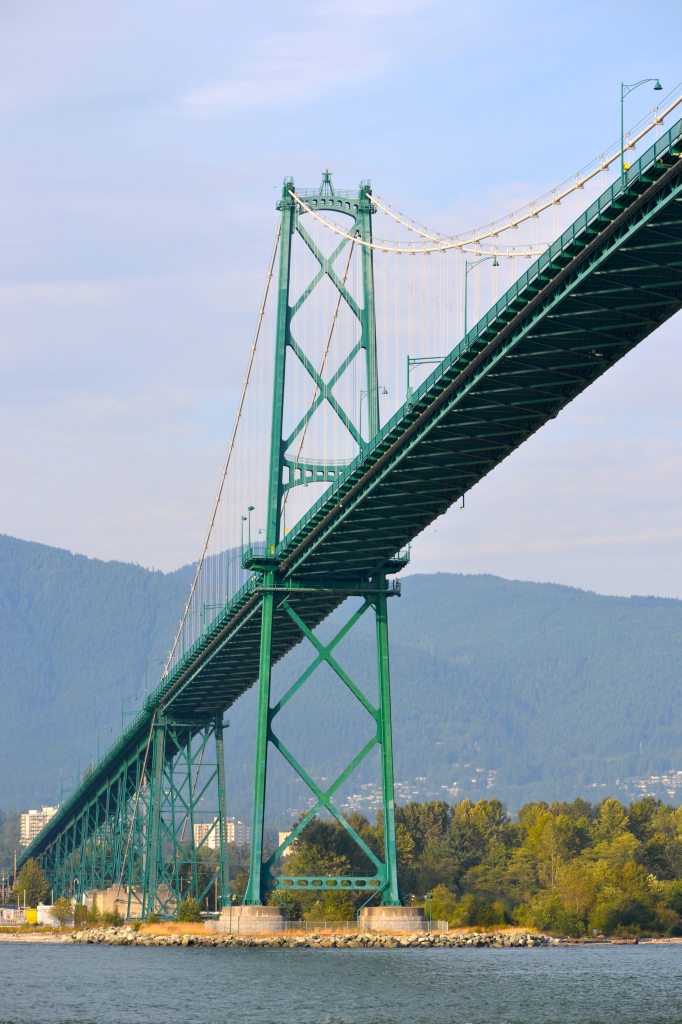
2,926,681,947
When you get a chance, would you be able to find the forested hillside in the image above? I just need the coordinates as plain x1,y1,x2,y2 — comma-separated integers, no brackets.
1,533,682,836
0,535,188,809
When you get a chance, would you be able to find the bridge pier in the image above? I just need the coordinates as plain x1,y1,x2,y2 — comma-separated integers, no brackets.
213,904,288,934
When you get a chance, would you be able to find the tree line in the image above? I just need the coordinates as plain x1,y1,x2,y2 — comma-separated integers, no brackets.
272,796,682,936
9,795,682,936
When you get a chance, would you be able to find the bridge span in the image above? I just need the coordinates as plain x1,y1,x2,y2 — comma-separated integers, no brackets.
18,114,682,922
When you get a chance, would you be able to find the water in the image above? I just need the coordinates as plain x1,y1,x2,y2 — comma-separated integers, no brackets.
0,943,680,1024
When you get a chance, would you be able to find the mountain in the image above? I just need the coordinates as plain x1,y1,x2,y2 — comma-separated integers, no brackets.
0,535,188,808
1,533,682,830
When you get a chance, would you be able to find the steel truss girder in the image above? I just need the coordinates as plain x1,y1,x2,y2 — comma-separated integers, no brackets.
280,153,682,579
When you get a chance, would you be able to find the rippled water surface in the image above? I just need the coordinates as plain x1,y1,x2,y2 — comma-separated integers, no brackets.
0,942,680,1024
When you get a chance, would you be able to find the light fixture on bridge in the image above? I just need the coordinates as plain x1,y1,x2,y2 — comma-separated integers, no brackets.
464,254,500,334
247,506,255,549
621,78,663,185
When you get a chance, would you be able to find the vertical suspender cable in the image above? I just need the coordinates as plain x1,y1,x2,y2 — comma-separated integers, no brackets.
164,223,281,675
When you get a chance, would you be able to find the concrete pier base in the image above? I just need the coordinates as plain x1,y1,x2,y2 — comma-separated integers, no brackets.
359,906,427,932
207,905,288,934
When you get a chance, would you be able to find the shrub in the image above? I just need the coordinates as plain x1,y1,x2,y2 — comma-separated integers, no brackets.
517,892,584,936
73,903,88,927
589,896,652,936
424,884,458,924
101,908,124,926
86,897,102,925
175,897,202,922
51,897,74,930
449,893,509,928
302,891,356,922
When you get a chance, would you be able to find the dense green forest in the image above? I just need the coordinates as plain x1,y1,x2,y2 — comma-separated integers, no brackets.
2,533,682,847
271,797,682,937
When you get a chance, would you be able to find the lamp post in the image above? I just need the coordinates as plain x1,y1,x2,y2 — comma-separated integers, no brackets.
406,356,443,404
247,506,255,549
121,694,140,728
464,255,499,336
359,386,387,442
621,78,662,185
59,775,74,802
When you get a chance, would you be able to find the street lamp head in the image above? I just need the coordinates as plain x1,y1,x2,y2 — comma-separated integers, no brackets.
248,505,255,512
654,79,663,91
492,257,499,267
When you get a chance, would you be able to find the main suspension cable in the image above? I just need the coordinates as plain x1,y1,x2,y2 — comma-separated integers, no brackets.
289,88,682,256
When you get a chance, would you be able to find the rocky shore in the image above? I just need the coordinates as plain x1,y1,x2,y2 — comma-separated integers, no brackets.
60,926,560,948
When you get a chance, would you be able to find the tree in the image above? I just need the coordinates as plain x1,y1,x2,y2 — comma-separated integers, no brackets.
10,859,49,908
595,799,629,843
51,897,73,929
176,896,202,922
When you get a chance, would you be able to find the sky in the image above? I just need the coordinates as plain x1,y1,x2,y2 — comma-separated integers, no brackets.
1,0,682,596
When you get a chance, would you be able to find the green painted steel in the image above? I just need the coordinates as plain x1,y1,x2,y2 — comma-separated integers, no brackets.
20,120,682,916
256,588,400,902
245,173,400,905
141,715,228,918
26,712,228,919
243,583,276,904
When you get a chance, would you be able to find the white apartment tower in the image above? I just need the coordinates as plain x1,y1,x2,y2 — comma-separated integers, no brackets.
20,806,58,847
193,818,251,849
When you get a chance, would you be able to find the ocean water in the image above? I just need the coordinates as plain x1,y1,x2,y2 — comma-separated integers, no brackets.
0,943,680,1024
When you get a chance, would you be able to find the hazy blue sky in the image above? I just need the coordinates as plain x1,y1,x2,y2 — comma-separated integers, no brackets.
1,0,682,596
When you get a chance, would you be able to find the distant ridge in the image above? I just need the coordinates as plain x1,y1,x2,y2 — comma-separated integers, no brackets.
1,533,681,823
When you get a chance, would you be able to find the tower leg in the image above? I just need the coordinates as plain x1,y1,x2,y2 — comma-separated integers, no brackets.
143,718,166,918
244,586,275,904
215,715,230,911
375,579,400,906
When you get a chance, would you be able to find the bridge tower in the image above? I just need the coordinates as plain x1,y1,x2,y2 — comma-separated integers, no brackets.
241,173,404,916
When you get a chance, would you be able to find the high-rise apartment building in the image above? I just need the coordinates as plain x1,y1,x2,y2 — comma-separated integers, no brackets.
192,818,251,849
20,806,58,847
193,821,220,850
228,819,251,847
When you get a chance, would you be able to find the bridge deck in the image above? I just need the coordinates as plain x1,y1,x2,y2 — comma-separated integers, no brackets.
21,117,682,865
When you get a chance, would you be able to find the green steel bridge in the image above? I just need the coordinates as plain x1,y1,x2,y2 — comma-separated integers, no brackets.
17,115,682,919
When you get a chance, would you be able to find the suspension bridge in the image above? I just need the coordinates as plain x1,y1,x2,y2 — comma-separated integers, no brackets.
17,98,682,927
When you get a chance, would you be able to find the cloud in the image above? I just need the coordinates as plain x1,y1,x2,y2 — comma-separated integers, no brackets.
180,0,443,117
184,28,388,113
